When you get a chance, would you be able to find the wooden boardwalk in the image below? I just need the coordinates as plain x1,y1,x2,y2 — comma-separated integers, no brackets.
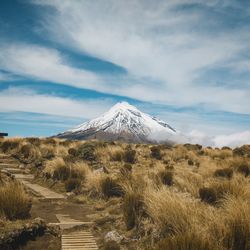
61,231,98,250
0,154,98,249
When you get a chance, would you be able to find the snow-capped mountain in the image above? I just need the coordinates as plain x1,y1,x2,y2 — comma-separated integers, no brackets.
57,102,178,143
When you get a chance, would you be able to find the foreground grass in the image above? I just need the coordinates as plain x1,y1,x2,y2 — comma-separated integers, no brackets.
0,137,249,249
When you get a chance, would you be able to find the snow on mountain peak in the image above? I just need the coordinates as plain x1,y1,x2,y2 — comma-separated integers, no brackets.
63,102,178,143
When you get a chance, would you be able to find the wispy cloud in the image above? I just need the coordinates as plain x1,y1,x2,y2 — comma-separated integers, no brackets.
0,87,113,119
31,0,250,114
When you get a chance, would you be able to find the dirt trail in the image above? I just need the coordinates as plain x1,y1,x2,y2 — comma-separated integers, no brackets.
0,154,99,250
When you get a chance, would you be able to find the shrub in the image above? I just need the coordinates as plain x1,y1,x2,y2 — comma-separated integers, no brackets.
237,164,250,177
65,178,81,192
43,138,57,145
187,159,194,166
40,145,55,159
26,137,41,146
110,150,123,161
233,145,250,157
0,182,31,220
68,148,77,156
158,170,173,186
16,143,41,164
104,241,120,250
154,232,214,250
53,165,70,181
214,168,233,179
101,177,124,198
199,187,217,204
150,146,162,160
123,192,143,230
1,140,20,153
123,147,136,163
123,163,132,172
77,143,96,161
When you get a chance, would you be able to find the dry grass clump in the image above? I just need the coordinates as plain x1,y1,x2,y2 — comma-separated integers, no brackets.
0,138,22,153
40,144,55,159
104,240,120,250
200,176,250,205
65,178,82,192
157,170,173,186
14,142,42,164
168,145,188,162
123,146,136,163
214,167,233,179
174,167,203,197
150,146,162,160
100,177,124,198
44,158,89,183
208,197,250,250
76,143,96,161
233,145,250,157
123,190,144,230
154,231,214,250
199,187,217,205
145,187,199,236
110,149,124,162
230,158,250,177
0,182,31,220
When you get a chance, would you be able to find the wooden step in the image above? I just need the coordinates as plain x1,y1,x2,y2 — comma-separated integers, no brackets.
61,231,98,250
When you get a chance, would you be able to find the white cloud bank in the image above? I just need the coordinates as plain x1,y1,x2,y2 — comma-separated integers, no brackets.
30,0,250,114
187,130,250,148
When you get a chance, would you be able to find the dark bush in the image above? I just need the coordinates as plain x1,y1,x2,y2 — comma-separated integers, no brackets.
59,140,73,147
53,165,70,181
183,144,202,151
123,147,136,164
68,148,77,156
104,241,120,250
70,169,86,180
1,140,19,153
188,159,194,166
111,151,123,161
150,146,162,160
65,178,81,192
20,144,33,159
222,146,231,150
101,177,124,198
123,163,132,172
40,147,54,160
43,138,57,145
237,164,250,177
214,168,233,179
199,187,217,204
26,137,41,146
77,143,96,161
123,192,143,230
233,145,250,157
158,170,173,186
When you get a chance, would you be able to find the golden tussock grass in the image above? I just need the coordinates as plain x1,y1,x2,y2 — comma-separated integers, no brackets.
0,181,31,220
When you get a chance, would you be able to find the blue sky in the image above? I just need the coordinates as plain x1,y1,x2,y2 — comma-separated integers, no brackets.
0,0,250,146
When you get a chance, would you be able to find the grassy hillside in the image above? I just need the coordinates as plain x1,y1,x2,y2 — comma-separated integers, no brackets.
0,137,249,250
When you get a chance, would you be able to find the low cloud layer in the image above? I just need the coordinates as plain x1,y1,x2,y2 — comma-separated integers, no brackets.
187,130,250,148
